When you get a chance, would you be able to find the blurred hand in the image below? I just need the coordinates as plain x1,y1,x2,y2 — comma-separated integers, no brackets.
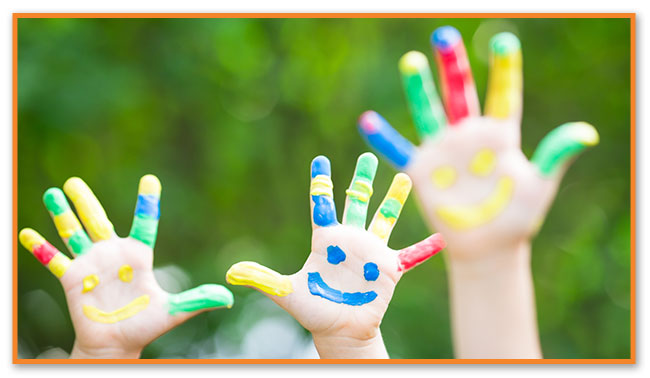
357,26,599,358
226,153,445,358
19,175,233,359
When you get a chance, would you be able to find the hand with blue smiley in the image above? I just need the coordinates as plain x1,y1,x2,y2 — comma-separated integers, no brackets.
226,153,446,358
18,175,234,359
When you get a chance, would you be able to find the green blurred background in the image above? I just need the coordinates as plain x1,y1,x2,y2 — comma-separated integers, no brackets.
17,17,631,359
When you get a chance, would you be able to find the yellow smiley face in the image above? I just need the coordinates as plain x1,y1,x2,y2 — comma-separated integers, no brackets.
431,149,514,230
81,264,150,324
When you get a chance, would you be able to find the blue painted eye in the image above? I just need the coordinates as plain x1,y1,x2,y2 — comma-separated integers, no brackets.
363,262,379,281
327,245,346,265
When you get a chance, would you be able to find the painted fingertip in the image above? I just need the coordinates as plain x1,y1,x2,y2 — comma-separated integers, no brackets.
358,110,381,134
311,155,331,178
566,122,600,146
226,261,293,297
138,174,161,196
431,26,462,50
19,228,45,252
42,188,70,215
168,284,235,315
399,51,429,74
62,177,86,198
388,173,413,205
358,111,415,169
356,152,379,180
490,32,521,56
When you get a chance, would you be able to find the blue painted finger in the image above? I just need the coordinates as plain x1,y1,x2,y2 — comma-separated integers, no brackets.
358,111,415,169
310,156,339,228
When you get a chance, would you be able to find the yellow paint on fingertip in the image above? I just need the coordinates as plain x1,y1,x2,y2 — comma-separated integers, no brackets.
63,177,114,241
399,51,428,74
485,49,522,119
19,228,45,252
82,295,150,324
386,173,412,205
118,265,134,282
436,176,514,230
469,149,497,176
82,274,100,293
310,175,334,197
48,253,71,278
53,211,83,238
226,262,293,297
431,166,457,189
139,175,161,195
568,122,600,146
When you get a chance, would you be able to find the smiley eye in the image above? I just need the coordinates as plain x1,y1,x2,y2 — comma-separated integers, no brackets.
82,274,99,293
326,245,346,265
118,265,134,282
431,166,457,189
363,263,379,281
469,148,497,176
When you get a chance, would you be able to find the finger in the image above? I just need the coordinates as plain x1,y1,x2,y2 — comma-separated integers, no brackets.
168,284,234,315
43,188,93,256
358,111,415,169
129,175,161,248
19,228,72,278
310,156,339,229
531,122,599,177
63,177,115,242
343,152,378,227
368,173,412,243
397,233,446,272
226,261,293,302
431,26,480,125
484,32,523,120
399,51,447,140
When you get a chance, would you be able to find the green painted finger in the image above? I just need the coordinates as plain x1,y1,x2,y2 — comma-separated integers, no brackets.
399,51,447,140
43,188,92,255
531,122,599,177
343,153,379,227
129,175,161,248
168,284,234,315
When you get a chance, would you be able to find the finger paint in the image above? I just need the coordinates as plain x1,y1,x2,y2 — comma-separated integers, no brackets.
531,122,599,176
363,262,380,281
118,265,133,282
469,148,497,177
431,166,457,189
226,261,293,297
168,284,234,315
485,32,522,119
129,175,161,248
399,51,447,139
43,187,92,255
344,153,378,227
398,233,446,272
358,111,415,169
63,177,114,241
431,26,480,124
369,173,412,241
82,295,150,323
82,274,100,293
19,228,72,278
326,245,346,265
310,156,338,227
436,176,514,230
307,272,377,306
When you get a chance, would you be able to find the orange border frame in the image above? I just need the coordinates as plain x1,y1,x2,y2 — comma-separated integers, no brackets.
12,12,636,365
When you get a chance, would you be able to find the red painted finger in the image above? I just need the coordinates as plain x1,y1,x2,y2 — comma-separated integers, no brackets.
397,233,446,272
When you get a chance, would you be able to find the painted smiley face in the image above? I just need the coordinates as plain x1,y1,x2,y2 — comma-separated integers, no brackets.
307,245,379,306
431,148,515,230
81,264,150,324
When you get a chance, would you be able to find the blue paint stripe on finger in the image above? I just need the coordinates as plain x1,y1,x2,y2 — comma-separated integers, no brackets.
135,194,160,219
311,195,338,227
358,111,415,169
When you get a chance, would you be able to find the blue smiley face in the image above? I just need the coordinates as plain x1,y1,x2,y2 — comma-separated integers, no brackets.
307,245,379,306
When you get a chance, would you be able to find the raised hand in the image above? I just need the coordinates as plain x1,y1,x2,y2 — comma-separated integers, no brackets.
19,175,233,359
357,26,598,358
226,153,445,358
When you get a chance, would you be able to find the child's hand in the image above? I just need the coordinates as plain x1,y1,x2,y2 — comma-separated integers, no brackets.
357,27,598,358
19,175,233,359
226,153,445,358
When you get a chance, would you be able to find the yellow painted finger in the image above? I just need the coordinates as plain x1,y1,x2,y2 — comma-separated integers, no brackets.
368,173,412,242
226,261,293,297
484,32,522,119
19,228,72,278
63,177,114,241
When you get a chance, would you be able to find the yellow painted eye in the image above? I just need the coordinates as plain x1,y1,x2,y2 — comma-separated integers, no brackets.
82,274,99,293
118,265,133,282
469,149,497,176
431,166,457,189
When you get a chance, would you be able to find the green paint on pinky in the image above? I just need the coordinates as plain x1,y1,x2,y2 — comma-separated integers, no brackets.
531,122,599,176
168,284,234,315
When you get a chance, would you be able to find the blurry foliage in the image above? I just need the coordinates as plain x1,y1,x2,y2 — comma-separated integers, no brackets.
17,17,630,359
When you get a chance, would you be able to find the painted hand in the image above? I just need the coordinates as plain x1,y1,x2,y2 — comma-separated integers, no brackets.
226,153,445,349
358,26,599,261
19,175,233,358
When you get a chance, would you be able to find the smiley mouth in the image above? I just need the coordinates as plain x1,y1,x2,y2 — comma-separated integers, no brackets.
436,177,514,230
307,272,377,306
82,294,150,324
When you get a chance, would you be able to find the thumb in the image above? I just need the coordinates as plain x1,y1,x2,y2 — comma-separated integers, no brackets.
226,261,293,308
166,284,234,326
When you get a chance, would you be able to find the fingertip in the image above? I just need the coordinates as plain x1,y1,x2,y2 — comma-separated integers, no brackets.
399,51,429,74
356,152,379,180
489,32,521,56
392,173,413,201
431,25,462,51
430,232,447,251
358,110,381,134
62,177,86,198
19,228,43,251
139,174,161,196
566,122,600,146
311,155,331,178
42,187,68,215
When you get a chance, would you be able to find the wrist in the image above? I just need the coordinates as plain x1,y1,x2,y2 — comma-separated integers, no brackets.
445,240,532,277
312,330,389,359
70,342,142,359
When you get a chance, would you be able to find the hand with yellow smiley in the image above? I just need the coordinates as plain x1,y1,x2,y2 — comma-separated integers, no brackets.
226,153,446,358
19,175,234,359
357,27,599,358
